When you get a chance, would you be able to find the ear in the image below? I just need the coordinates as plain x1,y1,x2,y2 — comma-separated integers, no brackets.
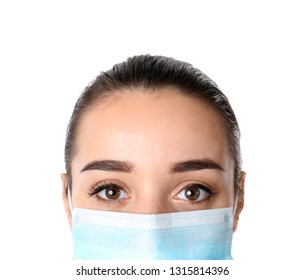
233,171,246,232
61,173,72,229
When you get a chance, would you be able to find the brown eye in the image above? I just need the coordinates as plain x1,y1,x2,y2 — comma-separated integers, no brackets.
103,185,121,200
90,183,127,200
177,184,212,202
184,185,200,201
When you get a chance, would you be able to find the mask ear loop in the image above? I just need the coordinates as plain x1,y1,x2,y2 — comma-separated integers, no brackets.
67,186,73,212
233,196,238,218
233,172,244,215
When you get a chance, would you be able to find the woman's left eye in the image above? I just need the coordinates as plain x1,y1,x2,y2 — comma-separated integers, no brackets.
176,184,212,202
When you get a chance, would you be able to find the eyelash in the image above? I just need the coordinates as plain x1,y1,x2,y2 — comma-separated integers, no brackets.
176,183,216,205
88,182,126,205
88,181,216,206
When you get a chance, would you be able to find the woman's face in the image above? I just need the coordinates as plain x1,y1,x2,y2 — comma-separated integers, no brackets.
62,88,244,229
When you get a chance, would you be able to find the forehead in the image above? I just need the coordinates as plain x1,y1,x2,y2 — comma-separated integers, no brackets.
74,88,231,169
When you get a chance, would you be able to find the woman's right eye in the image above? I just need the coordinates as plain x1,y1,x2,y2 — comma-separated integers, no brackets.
89,183,128,201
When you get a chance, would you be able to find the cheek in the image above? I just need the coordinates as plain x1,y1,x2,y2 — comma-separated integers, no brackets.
214,187,234,208
210,179,235,209
210,166,235,209
70,167,91,208
222,157,236,207
225,178,236,208
71,185,88,208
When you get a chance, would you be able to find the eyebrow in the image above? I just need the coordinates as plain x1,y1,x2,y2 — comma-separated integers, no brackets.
169,159,225,173
80,160,134,173
80,158,224,174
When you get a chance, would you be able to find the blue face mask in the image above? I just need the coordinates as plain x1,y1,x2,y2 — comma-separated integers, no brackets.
72,207,233,260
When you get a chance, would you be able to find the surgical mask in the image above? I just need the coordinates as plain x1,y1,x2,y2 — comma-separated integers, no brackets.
72,207,233,260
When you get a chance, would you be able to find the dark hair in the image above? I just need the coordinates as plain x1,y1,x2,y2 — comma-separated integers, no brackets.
65,55,242,197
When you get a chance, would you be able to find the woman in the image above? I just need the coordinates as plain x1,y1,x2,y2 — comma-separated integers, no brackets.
61,55,246,260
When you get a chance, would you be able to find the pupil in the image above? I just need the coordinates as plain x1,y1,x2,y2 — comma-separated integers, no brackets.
185,186,199,201
106,186,121,199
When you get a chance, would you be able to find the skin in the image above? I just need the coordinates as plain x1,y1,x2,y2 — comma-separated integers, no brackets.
62,87,245,232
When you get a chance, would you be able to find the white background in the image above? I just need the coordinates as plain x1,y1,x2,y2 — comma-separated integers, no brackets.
1,0,303,278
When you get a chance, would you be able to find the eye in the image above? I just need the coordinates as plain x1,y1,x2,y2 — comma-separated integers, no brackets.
89,182,128,201
176,184,212,202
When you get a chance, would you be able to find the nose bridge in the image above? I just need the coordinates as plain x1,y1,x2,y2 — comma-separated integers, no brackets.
129,198,166,214
126,182,174,214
